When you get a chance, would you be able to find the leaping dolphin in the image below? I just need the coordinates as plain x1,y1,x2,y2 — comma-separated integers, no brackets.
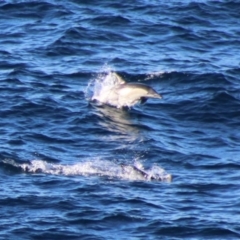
92,72,162,108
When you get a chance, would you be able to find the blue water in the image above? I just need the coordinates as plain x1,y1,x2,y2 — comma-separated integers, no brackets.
1,0,240,239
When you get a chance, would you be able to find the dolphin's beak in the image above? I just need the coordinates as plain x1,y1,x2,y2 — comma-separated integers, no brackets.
155,93,163,99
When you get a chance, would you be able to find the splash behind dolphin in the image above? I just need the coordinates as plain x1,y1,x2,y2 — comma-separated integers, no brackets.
91,72,162,108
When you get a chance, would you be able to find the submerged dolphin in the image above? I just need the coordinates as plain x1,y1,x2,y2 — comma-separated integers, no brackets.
121,164,172,181
93,72,162,108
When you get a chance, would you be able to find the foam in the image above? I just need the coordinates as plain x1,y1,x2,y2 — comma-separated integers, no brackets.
6,159,172,182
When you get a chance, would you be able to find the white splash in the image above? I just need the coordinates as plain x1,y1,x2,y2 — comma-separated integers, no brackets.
90,71,126,108
85,65,115,101
5,159,172,182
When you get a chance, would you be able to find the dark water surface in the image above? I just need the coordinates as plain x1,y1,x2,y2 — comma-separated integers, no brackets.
1,1,240,239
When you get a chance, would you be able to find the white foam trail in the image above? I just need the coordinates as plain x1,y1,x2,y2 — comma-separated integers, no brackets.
11,159,172,182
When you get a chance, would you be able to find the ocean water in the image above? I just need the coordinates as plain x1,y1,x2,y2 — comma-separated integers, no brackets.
1,0,240,239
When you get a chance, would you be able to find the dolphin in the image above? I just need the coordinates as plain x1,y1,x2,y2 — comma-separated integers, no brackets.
121,163,172,181
92,72,162,108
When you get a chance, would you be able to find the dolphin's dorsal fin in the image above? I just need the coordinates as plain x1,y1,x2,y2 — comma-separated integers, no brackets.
111,72,126,85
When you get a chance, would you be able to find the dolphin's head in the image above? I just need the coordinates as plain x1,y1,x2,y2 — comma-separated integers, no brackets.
144,86,162,99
